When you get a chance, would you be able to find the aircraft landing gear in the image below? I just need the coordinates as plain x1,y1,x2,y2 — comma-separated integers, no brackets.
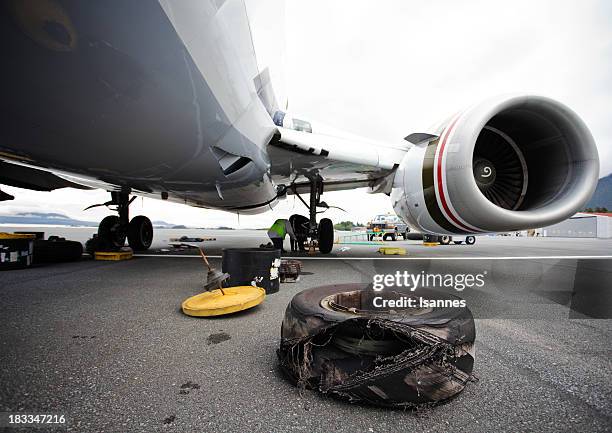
87,191,153,251
306,177,333,254
285,177,335,254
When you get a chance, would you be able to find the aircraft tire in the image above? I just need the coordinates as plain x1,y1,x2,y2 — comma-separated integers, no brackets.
318,218,333,254
98,215,126,250
278,283,475,407
128,216,154,251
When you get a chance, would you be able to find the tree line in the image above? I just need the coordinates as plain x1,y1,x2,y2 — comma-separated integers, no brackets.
333,221,365,231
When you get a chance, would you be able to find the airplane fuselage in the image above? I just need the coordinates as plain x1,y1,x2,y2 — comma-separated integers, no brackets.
1,0,278,213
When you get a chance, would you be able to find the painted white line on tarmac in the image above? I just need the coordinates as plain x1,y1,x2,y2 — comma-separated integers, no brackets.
134,254,612,260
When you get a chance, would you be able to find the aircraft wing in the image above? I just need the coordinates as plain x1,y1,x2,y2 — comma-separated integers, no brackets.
0,160,92,192
268,127,408,195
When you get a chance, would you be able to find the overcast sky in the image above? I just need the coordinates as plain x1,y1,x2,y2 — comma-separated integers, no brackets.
2,0,610,228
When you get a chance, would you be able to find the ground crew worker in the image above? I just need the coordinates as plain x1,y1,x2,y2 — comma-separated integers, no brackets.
267,218,295,253
289,214,309,252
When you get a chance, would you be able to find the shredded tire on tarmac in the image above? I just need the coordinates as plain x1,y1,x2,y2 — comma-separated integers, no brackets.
278,284,475,407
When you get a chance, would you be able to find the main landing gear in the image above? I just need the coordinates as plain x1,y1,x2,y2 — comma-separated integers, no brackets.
86,191,153,251
300,177,334,254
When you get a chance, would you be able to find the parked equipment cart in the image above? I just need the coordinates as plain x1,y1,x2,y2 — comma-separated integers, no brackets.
366,214,408,241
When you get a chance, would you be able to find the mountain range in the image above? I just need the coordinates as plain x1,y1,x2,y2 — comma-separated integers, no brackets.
0,212,176,227
0,212,98,226
585,174,612,210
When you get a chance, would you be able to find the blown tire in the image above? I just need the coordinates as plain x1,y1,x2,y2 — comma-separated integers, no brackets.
278,283,475,407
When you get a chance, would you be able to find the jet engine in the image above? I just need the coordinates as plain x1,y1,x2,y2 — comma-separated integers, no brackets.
391,95,599,234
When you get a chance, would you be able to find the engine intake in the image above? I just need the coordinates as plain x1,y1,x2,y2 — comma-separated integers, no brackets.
473,126,527,210
392,95,599,234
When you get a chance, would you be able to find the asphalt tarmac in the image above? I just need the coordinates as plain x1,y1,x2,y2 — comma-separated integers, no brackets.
0,236,611,432
3,225,612,258
151,231,612,259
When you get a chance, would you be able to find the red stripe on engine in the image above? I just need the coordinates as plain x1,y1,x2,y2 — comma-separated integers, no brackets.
436,116,476,233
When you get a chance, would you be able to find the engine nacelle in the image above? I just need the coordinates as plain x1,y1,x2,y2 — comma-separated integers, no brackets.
391,95,599,235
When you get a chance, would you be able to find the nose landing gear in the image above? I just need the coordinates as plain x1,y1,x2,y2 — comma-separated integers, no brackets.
86,191,153,251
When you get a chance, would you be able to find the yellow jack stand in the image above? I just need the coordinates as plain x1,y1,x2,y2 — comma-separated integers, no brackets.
94,248,133,261
378,247,407,255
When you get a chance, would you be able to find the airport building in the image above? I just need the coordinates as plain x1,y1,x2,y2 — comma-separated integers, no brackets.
541,212,612,238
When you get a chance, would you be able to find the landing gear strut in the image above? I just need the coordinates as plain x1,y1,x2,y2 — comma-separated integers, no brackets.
287,177,334,254
87,191,153,251
306,177,333,254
